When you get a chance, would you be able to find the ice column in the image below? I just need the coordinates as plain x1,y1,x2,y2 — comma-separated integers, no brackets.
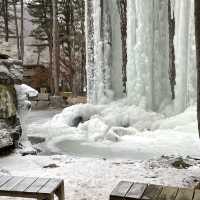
174,0,196,113
127,0,171,111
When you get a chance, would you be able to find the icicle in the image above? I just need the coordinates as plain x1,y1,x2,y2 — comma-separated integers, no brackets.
173,0,196,113
127,0,171,111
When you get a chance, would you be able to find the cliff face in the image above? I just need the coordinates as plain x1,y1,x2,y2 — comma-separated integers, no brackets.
0,56,23,150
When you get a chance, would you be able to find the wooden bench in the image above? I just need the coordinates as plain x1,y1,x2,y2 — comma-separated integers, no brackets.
110,181,200,200
0,175,64,200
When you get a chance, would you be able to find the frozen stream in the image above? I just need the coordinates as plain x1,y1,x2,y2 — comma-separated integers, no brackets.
25,105,200,160
26,109,154,159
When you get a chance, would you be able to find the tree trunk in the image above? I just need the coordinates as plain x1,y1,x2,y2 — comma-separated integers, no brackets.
20,0,24,61
118,0,127,94
195,0,200,137
13,0,21,60
2,0,9,41
168,0,176,100
52,0,59,95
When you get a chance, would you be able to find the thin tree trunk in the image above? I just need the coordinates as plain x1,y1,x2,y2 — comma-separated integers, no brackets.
13,0,21,59
195,0,200,137
52,0,59,95
168,0,176,100
49,43,54,95
2,0,9,41
20,0,24,61
118,0,127,94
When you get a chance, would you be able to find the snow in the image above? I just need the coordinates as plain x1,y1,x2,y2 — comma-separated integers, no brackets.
15,84,38,98
0,0,200,199
1,154,200,200
22,101,200,159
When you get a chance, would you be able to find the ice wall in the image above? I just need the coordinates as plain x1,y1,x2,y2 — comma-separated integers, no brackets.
126,0,196,114
86,0,197,114
173,0,196,114
127,0,171,111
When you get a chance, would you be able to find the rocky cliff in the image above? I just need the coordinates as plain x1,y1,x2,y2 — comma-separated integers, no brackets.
0,55,23,150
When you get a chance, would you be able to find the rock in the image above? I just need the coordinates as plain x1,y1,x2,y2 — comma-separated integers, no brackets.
49,96,66,108
0,56,23,151
0,59,23,84
43,164,60,168
171,157,192,169
72,116,83,127
0,84,17,118
0,53,9,59
28,136,46,145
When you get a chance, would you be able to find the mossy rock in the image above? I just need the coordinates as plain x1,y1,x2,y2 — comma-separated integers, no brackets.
0,84,17,119
171,157,192,169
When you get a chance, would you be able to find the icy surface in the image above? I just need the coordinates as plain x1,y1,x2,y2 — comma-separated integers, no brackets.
23,102,200,159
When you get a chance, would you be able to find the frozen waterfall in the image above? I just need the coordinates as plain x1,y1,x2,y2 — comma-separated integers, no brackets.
85,0,197,114
85,0,123,104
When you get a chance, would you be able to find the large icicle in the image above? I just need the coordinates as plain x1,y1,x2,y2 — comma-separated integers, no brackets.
173,0,196,114
127,0,171,111
85,0,97,104
86,0,123,104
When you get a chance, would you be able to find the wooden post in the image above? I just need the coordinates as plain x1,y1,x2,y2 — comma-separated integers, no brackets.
55,181,65,200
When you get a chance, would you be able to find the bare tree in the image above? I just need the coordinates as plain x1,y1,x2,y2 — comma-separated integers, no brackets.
12,0,21,59
20,0,24,61
168,0,176,100
195,0,200,137
118,0,127,94
2,0,9,41
52,0,59,95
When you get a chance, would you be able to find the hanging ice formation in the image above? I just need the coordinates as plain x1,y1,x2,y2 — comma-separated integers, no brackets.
85,0,197,114
85,0,123,104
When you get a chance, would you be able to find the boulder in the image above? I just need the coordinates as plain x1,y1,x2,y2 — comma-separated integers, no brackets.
0,56,23,151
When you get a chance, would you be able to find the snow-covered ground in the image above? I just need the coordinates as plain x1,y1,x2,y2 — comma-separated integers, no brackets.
1,154,200,200
1,101,200,200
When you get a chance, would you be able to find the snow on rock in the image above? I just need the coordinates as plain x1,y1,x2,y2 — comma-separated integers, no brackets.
51,104,104,128
15,84,38,99
15,84,38,115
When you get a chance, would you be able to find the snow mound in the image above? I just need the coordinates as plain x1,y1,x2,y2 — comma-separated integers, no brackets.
45,100,164,142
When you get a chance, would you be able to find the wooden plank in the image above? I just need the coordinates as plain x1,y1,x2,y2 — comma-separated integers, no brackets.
125,183,147,200
25,178,50,193
11,177,38,192
156,186,178,200
141,184,163,200
0,176,24,191
55,180,65,200
175,188,194,200
0,176,12,187
193,190,200,200
39,178,62,194
110,181,133,200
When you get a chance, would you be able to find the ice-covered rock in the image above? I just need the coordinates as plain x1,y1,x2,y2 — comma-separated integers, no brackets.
0,56,23,150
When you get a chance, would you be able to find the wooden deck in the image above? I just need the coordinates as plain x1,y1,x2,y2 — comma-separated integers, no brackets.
110,181,200,200
0,175,64,200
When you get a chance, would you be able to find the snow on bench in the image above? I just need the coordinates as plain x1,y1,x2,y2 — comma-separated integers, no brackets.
110,181,200,200
0,175,64,200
